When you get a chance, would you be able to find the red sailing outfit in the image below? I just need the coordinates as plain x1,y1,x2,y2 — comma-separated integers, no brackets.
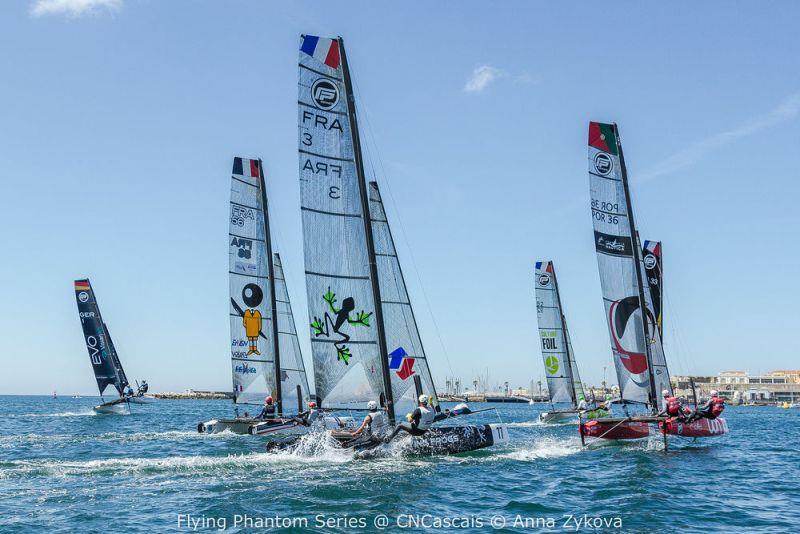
710,396,725,418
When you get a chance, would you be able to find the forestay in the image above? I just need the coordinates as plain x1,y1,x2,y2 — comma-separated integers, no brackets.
298,35,384,408
229,157,276,405
272,253,311,412
535,261,576,405
369,182,438,413
588,122,652,405
74,279,128,397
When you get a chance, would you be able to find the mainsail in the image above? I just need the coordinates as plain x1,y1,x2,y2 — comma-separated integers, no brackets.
74,279,128,397
272,253,311,413
587,122,657,407
229,157,279,408
298,35,436,422
535,261,579,405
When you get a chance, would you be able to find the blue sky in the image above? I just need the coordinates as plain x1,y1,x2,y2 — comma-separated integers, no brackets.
1,1,798,395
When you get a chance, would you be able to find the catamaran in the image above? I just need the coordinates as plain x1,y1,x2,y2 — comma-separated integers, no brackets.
534,261,587,423
271,34,508,455
74,279,150,414
198,158,314,436
579,122,728,446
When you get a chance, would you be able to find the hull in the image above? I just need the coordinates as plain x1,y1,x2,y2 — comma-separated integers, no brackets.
198,417,259,434
198,415,356,435
539,410,578,424
93,399,129,415
660,417,728,438
580,418,650,440
128,396,154,405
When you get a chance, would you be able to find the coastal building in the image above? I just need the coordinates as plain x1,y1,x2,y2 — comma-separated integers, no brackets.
671,371,800,403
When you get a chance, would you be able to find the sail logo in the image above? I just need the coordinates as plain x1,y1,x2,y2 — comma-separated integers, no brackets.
388,347,416,380
593,152,613,176
78,291,89,303
594,231,632,256
231,237,253,259
235,364,257,375
311,78,339,110
79,311,95,319
86,334,105,365
538,273,551,286
544,355,560,375
643,254,657,270
231,206,255,227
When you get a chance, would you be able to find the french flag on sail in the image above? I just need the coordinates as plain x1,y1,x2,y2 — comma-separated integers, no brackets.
535,261,554,273
300,35,341,69
233,157,260,178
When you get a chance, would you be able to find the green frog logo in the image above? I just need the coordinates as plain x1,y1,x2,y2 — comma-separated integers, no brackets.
310,287,372,365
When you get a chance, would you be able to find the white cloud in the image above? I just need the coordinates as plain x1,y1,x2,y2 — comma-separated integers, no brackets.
464,65,504,93
638,92,800,182
30,0,122,18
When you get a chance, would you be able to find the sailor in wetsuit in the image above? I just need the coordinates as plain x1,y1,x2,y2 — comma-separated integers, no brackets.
295,401,321,426
576,394,588,411
124,385,135,398
658,389,688,421
136,380,149,396
384,394,435,443
258,396,276,419
351,400,389,440
687,390,725,422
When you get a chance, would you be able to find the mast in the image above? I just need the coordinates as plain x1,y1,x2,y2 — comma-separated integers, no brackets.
338,37,395,425
551,265,577,407
259,158,283,416
614,124,658,410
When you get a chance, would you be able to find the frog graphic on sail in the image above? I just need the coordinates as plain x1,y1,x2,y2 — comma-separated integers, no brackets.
310,288,372,364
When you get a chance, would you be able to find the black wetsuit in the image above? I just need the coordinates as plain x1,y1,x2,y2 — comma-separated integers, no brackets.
386,406,431,441
258,405,276,419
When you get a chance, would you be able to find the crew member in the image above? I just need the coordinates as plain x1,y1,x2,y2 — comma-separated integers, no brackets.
258,396,276,419
296,401,320,426
688,390,725,422
124,385,134,398
137,380,149,396
576,394,588,411
351,400,389,440
585,394,613,419
384,394,435,442
658,389,687,421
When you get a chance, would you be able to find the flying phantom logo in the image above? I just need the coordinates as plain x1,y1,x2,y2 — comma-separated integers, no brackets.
311,78,339,110
78,292,89,303
538,274,551,286
643,253,657,270
310,287,372,365
593,152,613,176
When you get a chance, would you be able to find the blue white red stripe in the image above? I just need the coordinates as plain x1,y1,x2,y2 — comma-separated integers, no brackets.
300,35,340,69
233,157,260,178
535,261,553,273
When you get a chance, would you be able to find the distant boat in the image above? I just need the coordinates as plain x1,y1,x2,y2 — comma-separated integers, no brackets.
198,157,313,436
534,261,587,424
74,279,150,414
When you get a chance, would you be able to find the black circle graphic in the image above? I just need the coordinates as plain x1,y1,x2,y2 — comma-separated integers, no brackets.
311,78,339,110
242,284,263,308
593,152,613,176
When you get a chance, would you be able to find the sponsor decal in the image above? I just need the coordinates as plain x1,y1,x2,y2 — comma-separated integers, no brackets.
544,354,560,375
593,152,613,176
388,347,416,380
234,261,257,275
311,78,339,110
230,206,255,227
643,253,657,270
234,363,258,375
594,231,632,256
86,334,106,365
78,292,89,303
538,273,551,286
231,237,253,259
536,300,544,314
310,287,372,365
232,339,247,347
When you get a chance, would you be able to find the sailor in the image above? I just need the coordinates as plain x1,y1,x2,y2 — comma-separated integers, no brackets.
658,389,687,421
258,396,276,419
688,390,725,422
296,401,321,426
137,380,149,396
124,385,134,398
384,394,435,442
586,394,613,419
351,400,389,440
451,402,472,416
576,394,588,411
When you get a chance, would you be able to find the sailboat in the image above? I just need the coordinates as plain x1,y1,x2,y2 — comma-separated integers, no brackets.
278,34,508,455
579,122,728,446
534,261,587,423
199,157,313,435
74,279,150,414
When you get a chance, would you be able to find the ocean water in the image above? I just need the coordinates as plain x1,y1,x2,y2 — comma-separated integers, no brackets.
0,396,798,533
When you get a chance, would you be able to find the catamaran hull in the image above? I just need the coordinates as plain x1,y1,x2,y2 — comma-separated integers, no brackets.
198,418,261,434
660,417,728,438
580,419,650,440
128,396,154,405
199,416,356,435
539,410,578,424
93,401,129,415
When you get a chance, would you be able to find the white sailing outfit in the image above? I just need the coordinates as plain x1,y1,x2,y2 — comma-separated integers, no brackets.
386,404,434,441
367,410,389,438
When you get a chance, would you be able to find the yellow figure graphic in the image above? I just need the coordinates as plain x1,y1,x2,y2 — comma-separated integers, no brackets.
243,309,262,355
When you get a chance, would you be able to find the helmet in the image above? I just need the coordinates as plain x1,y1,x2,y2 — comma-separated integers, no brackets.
418,394,429,405
265,396,273,404
578,394,585,401
307,401,317,409
605,394,612,401
710,390,718,397
662,389,670,398
367,400,378,411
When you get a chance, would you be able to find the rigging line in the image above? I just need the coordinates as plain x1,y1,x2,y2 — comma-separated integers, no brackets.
350,75,457,380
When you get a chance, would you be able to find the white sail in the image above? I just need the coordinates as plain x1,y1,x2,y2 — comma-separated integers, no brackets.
369,182,438,413
272,253,311,413
298,35,384,409
229,157,276,405
588,122,653,405
564,325,585,401
641,239,671,407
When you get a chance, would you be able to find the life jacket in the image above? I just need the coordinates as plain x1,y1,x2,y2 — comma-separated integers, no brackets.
417,405,435,430
666,396,681,416
710,396,725,418
368,411,389,436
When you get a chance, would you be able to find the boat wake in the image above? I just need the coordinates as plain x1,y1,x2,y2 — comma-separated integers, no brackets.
497,438,582,461
16,410,98,418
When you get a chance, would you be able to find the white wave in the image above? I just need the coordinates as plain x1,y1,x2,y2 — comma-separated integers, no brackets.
16,410,98,418
498,438,583,461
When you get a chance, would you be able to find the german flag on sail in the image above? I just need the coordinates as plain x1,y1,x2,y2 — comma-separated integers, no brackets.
233,157,260,178
74,280,91,291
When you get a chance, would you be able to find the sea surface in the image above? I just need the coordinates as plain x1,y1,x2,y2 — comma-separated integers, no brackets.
0,396,798,533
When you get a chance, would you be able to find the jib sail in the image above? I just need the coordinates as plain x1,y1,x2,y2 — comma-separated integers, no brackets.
588,122,656,407
229,157,278,407
535,261,578,405
369,181,438,414
643,240,663,338
272,253,311,412
641,239,671,404
74,279,128,397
